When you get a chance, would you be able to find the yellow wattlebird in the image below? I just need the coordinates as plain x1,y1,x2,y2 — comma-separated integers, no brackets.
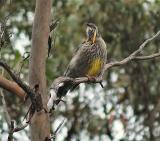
47,23,107,111
58,23,107,97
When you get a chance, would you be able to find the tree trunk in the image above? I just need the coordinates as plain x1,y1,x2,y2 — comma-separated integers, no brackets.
29,0,51,140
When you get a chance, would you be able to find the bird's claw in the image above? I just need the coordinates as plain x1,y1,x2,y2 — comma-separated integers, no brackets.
85,75,104,88
86,75,96,82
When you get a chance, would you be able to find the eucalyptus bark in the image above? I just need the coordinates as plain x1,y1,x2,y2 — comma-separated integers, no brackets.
29,0,51,140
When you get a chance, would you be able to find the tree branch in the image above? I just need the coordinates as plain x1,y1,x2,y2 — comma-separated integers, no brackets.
48,30,160,110
51,32,160,92
105,30,160,70
0,75,26,99
0,88,11,127
134,52,160,60
7,120,29,141
0,60,45,113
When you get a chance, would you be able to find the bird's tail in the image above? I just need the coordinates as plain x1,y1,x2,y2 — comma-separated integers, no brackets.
57,82,78,98
47,79,78,111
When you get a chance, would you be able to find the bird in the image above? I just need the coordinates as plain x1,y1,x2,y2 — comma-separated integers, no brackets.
47,23,107,111
59,23,107,97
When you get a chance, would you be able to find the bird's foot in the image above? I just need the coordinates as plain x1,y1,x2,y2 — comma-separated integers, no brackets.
86,75,96,82
99,82,104,88
86,75,104,88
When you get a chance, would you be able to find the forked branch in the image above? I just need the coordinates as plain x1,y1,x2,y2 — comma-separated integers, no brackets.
0,60,44,113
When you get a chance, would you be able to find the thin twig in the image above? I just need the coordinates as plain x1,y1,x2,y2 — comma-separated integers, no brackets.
0,89,11,127
7,120,29,141
0,68,29,140
134,52,160,60
0,60,46,124
0,68,11,127
105,30,160,70
0,60,36,106
7,120,14,141
13,122,29,132
18,52,30,75
50,119,66,141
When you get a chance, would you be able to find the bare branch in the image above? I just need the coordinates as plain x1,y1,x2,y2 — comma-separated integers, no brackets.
52,30,160,90
0,75,26,99
50,76,102,97
7,120,14,141
17,52,30,75
0,60,45,116
134,52,160,60
0,69,28,140
48,30,160,111
45,119,66,141
105,30,160,70
0,89,11,127
0,68,12,130
7,120,29,141
13,122,29,132
0,60,37,105
0,82,29,139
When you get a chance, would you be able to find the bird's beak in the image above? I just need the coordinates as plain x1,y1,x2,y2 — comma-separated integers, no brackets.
85,23,97,44
92,31,96,44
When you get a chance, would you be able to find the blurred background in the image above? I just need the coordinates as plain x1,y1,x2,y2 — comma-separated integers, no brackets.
0,0,160,140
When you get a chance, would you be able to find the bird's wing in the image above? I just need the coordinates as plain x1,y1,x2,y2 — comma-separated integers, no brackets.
64,43,92,78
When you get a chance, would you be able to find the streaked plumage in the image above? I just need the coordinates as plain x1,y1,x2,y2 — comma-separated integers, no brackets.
64,37,107,78
57,23,107,97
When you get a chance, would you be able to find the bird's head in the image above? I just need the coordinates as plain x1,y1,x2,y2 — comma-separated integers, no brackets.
86,23,99,44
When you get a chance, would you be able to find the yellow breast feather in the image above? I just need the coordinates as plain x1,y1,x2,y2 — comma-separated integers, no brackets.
87,58,103,76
